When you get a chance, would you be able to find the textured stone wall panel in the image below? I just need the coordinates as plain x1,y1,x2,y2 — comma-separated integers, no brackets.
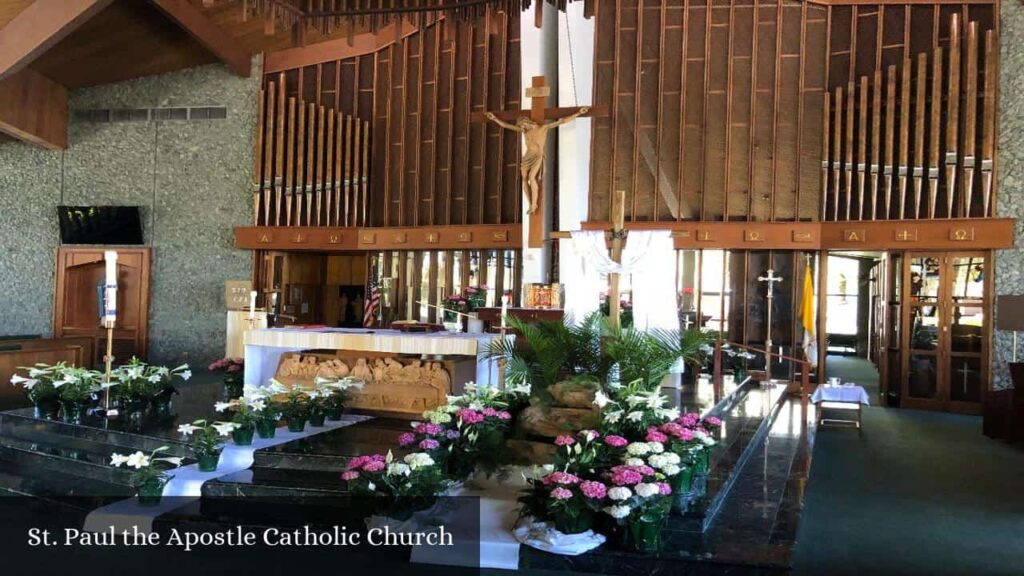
0,57,259,365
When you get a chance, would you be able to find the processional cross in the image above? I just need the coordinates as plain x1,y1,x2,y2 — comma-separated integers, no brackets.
758,269,784,381
474,76,598,248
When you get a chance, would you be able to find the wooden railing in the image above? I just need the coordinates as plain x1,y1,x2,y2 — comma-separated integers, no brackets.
712,340,812,425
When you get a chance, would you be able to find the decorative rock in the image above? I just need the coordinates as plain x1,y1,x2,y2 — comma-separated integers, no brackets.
516,404,601,438
548,380,599,409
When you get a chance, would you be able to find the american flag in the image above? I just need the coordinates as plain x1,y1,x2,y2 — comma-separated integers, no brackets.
364,272,381,327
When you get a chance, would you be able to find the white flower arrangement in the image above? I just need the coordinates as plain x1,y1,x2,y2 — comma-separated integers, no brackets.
403,452,435,470
607,487,632,501
635,483,660,498
626,442,651,456
603,504,632,519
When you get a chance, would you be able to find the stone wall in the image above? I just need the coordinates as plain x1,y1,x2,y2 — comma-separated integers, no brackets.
993,2,1024,390
0,59,259,365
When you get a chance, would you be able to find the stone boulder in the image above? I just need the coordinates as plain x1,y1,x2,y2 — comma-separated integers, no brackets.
548,380,599,409
515,403,601,438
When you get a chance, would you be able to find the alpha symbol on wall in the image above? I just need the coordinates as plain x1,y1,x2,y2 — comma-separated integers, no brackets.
843,229,866,242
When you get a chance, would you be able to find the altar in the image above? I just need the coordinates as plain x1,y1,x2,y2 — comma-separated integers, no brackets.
244,328,507,413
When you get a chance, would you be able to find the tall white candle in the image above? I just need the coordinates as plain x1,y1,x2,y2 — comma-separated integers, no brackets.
500,294,509,329
249,290,258,320
103,251,117,325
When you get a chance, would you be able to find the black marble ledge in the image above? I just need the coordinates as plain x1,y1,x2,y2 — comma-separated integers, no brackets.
252,418,412,472
0,379,229,457
0,459,133,501
673,385,788,533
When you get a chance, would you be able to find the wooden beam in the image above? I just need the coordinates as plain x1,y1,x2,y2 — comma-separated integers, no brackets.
263,20,421,74
0,0,114,80
149,0,250,77
0,68,67,149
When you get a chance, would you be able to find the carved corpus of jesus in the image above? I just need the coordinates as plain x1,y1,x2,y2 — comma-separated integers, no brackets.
484,106,589,214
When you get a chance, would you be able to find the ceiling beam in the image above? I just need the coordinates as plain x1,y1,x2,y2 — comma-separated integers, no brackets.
0,0,115,80
0,68,68,149
149,0,251,77
263,19,421,74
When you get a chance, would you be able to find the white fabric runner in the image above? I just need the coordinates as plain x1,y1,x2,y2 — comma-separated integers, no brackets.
811,385,871,405
83,415,371,534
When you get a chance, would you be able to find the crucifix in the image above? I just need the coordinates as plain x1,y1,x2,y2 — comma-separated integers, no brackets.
758,269,783,382
473,76,600,248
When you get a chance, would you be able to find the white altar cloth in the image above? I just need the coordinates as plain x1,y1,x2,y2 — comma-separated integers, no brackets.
811,384,871,405
243,327,507,388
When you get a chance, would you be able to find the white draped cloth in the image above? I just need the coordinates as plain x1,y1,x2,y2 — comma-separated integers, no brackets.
563,229,679,332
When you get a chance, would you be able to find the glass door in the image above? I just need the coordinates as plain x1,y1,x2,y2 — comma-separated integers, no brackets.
903,254,944,410
947,254,988,412
900,252,989,413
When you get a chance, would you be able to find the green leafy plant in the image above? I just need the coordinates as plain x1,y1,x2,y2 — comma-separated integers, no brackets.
177,419,236,459
10,362,67,405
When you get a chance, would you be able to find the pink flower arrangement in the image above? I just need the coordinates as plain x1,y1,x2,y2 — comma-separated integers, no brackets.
645,427,669,443
341,471,360,481
457,409,485,425
579,480,608,499
398,432,416,446
657,482,672,496
419,439,440,450
542,471,581,486
363,460,386,472
609,466,644,486
414,423,444,436
550,487,574,500
555,435,576,447
703,416,723,428
680,412,700,427
604,435,628,448
346,454,386,471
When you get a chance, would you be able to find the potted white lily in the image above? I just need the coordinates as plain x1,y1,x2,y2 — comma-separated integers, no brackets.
214,391,273,445
177,419,237,472
10,363,65,418
110,446,182,506
315,376,364,421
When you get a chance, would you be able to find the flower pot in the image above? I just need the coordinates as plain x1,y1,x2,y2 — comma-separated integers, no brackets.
733,368,746,383
554,510,595,535
325,405,346,421
689,448,710,475
33,399,60,419
232,425,255,446
286,417,307,433
308,412,326,427
196,452,220,472
223,377,244,399
60,401,88,424
389,495,438,521
256,419,278,439
620,518,664,553
136,478,167,506
669,466,696,514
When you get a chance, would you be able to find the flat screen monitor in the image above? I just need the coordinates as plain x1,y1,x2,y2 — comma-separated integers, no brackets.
57,206,144,245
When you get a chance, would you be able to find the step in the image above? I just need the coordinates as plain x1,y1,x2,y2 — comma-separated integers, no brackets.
251,418,412,472
0,434,155,487
0,458,132,501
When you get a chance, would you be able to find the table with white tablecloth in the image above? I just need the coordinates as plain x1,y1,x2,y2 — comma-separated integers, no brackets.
811,384,870,429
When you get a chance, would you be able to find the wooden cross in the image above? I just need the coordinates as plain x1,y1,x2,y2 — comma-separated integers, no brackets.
551,190,627,328
473,76,604,248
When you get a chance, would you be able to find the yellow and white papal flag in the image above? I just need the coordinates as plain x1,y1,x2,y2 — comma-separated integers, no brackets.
801,262,818,365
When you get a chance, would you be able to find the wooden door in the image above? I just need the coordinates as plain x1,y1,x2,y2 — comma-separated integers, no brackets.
900,252,989,414
53,247,151,366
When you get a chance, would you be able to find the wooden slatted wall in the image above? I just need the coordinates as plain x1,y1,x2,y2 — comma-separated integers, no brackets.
267,11,522,228
374,248,522,324
590,0,829,223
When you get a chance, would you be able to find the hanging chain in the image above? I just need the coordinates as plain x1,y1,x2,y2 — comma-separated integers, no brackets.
563,10,579,107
